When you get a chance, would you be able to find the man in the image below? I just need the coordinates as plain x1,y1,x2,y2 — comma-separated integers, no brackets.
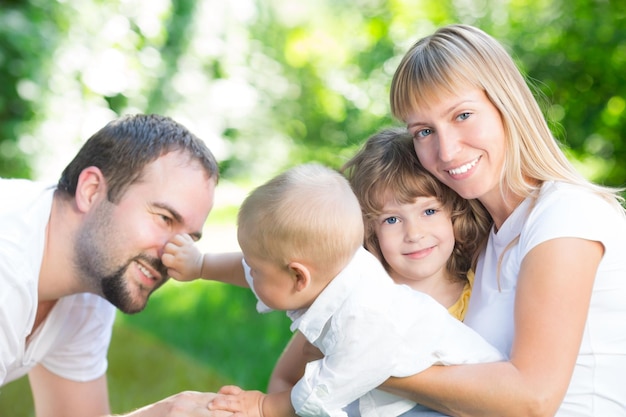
1,114,223,416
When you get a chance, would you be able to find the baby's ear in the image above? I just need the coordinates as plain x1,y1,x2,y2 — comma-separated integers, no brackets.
287,261,312,292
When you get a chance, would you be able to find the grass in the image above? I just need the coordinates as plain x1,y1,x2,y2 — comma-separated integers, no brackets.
107,321,230,413
116,280,294,391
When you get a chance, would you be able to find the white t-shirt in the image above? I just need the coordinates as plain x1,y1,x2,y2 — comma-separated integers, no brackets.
465,181,626,416
245,247,504,417
0,178,116,385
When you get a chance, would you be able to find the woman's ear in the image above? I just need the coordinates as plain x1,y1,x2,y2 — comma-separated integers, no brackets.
75,166,106,213
287,261,312,292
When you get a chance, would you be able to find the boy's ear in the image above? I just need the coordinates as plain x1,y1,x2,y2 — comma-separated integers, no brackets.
287,261,312,292
75,166,107,213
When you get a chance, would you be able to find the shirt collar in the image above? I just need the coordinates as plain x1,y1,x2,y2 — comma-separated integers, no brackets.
288,247,376,340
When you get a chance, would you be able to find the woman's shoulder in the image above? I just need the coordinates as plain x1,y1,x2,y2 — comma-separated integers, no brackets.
537,181,622,215
524,181,626,243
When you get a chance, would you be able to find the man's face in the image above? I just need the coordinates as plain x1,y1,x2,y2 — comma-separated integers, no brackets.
74,151,216,313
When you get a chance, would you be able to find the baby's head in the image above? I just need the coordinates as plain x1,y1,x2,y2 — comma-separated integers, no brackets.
237,163,364,310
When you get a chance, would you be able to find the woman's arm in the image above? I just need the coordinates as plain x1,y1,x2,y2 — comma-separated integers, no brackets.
382,237,602,417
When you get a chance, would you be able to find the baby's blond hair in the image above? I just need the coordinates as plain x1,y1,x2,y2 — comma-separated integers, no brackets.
237,163,364,278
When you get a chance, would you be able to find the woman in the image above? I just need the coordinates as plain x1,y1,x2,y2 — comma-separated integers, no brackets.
385,24,626,416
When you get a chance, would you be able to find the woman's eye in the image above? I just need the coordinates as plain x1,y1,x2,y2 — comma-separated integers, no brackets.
159,214,173,225
414,128,432,139
458,112,470,121
384,216,399,225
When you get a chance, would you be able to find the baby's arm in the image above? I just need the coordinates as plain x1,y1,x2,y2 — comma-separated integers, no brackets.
209,386,296,417
268,332,323,393
163,234,247,286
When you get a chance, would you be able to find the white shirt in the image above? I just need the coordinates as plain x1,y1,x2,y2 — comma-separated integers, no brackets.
245,247,504,417
466,181,626,416
0,178,116,385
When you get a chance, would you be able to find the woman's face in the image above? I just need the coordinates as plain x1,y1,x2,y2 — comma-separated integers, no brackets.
404,88,506,211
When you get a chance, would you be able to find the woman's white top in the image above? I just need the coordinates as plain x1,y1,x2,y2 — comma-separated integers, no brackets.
465,181,626,416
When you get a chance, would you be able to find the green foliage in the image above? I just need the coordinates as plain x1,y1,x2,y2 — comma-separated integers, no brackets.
1,0,623,186
117,279,294,390
497,0,626,186
0,2,62,178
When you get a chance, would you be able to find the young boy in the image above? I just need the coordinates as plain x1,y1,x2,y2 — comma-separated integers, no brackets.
164,163,503,417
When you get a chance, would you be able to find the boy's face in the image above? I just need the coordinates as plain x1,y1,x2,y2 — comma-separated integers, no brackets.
374,195,455,287
75,151,216,313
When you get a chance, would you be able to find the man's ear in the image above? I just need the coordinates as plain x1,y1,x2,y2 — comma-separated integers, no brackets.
75,166,107,213
287,261,312,292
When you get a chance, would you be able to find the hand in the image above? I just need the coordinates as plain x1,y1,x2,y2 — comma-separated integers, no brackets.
208,386,266,417
162,234,204,281
120,391,233,417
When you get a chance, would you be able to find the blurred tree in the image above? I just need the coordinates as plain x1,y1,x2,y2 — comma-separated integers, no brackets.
0,1,63,178
1,0,623,187
232,0,625,186
482,0,626,186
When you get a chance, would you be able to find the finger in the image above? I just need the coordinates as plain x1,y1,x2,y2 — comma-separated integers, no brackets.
218,385,243,395
177,233,193,244
208,396,237,412
162,252,174,266
168,233,188,246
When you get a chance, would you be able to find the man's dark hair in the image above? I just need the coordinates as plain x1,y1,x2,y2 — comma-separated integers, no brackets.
58,114,219,203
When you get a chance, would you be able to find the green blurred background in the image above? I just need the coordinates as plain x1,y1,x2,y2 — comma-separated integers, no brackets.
0,0,624,415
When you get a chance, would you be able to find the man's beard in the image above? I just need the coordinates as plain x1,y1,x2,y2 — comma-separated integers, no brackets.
100,264,140,314
98,256,168,314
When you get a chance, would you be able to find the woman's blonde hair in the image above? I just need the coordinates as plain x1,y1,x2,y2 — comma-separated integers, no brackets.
390,24,622,209
342,127,491,283
237,163,364,277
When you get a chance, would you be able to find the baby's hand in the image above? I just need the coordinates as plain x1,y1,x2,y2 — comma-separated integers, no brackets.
209,386,266,417
162,234,204,281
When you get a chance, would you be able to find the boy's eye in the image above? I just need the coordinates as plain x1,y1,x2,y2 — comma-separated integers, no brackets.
424,208,437,216
384,216,399,225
